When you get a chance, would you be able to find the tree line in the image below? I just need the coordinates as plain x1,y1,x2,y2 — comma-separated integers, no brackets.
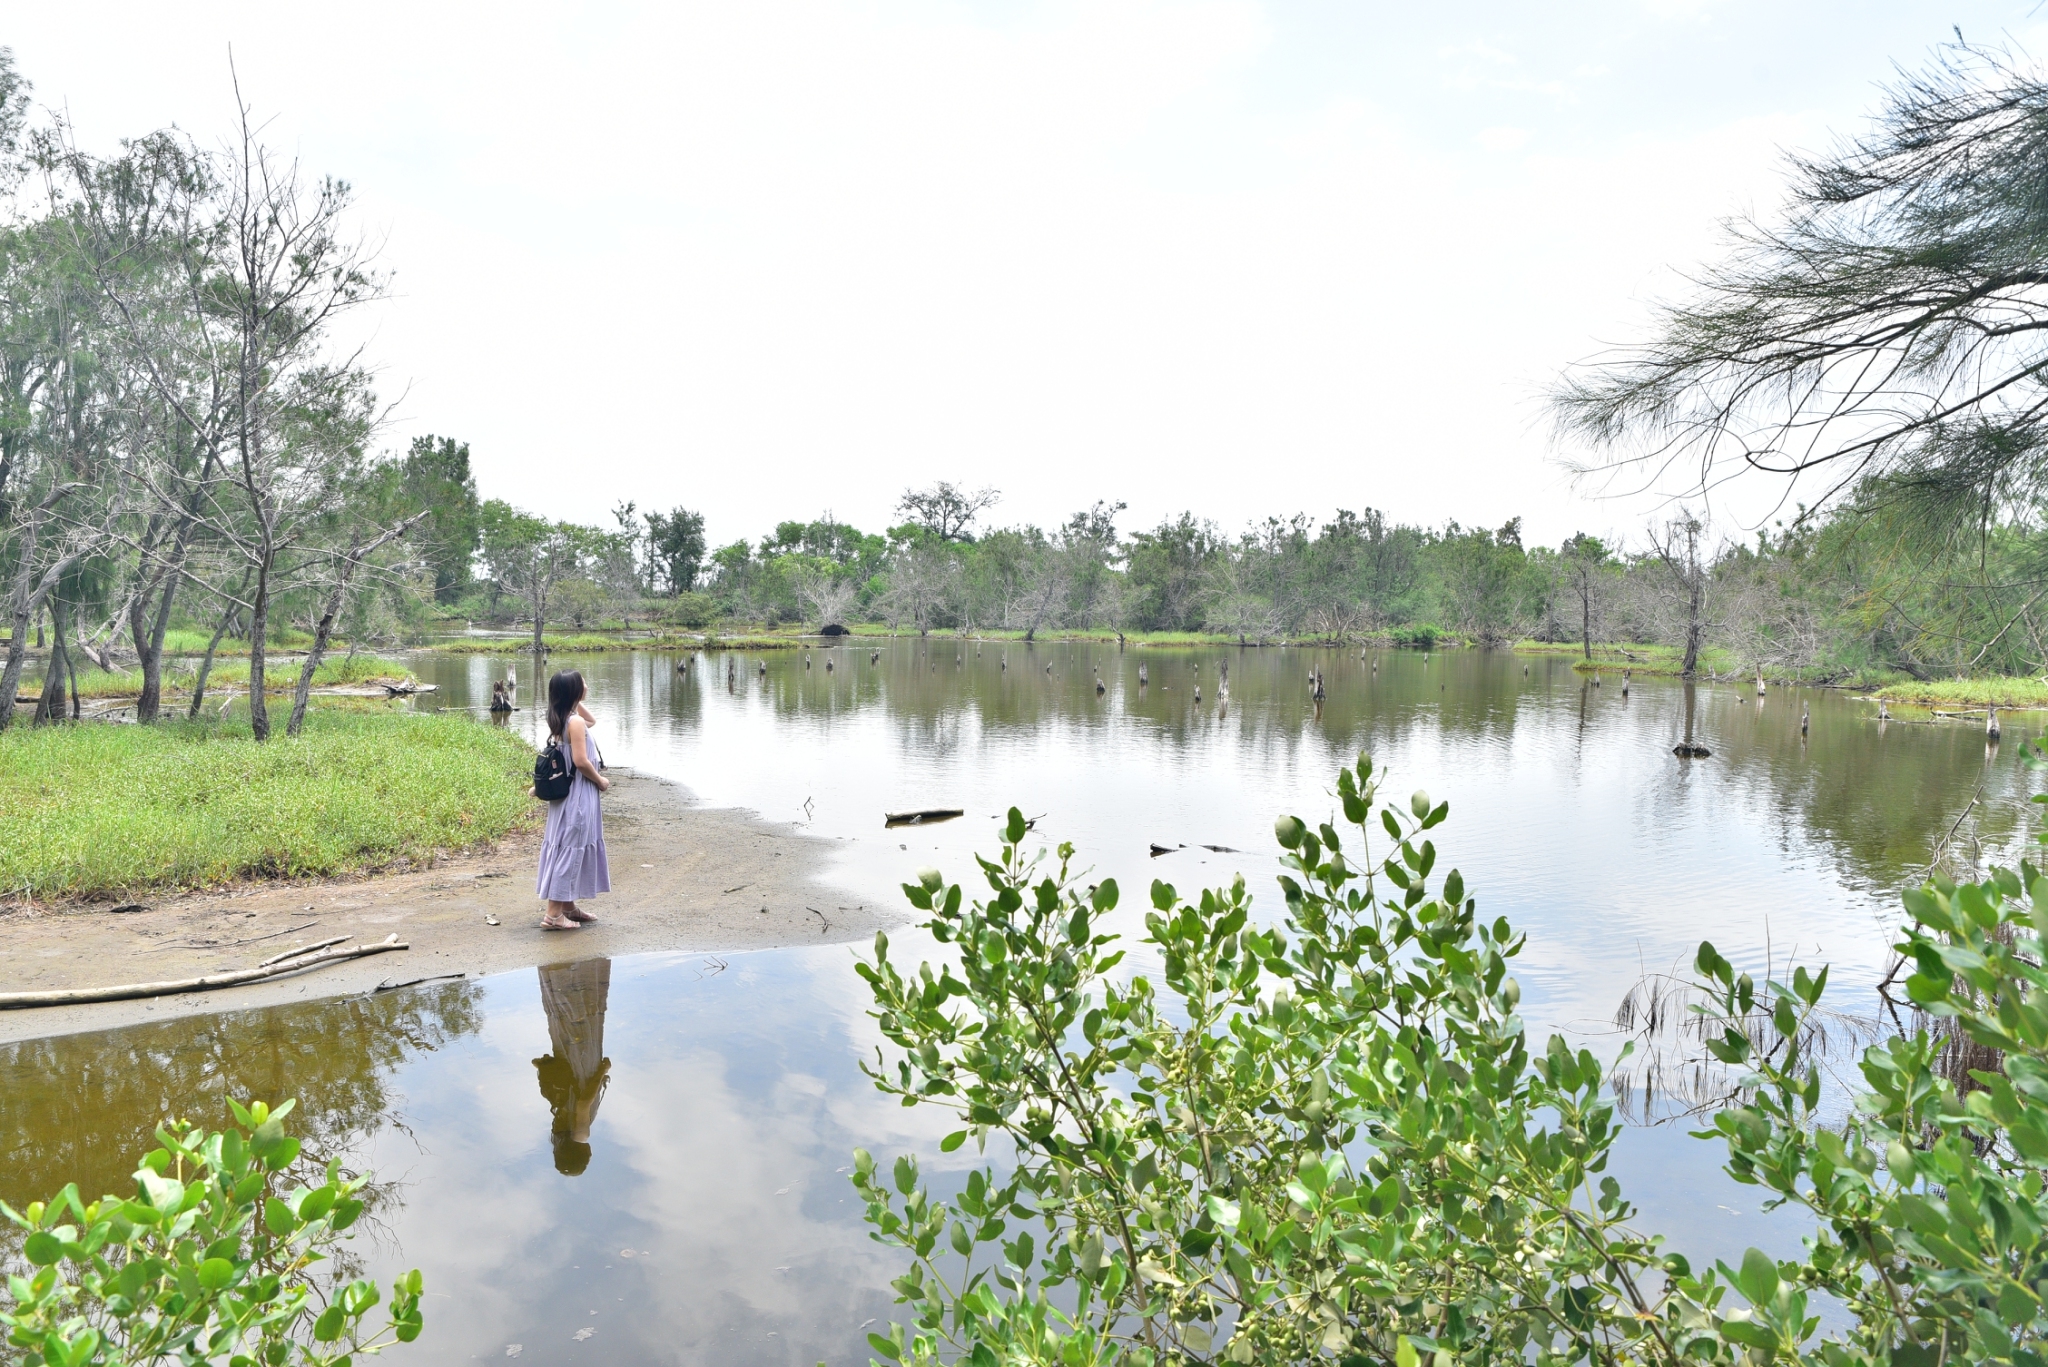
13,37,2048,751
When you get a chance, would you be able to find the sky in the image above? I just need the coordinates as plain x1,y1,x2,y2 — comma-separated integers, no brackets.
7,1,2043,551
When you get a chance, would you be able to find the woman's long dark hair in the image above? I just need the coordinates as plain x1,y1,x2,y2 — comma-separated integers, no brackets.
546,670,586,738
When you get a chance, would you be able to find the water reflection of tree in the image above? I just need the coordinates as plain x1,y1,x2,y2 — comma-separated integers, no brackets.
0,982,483,1213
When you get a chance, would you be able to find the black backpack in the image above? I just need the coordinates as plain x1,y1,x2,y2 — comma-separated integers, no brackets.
533,736,573,801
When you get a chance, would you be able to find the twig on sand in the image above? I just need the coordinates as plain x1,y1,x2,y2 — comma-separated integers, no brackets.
257,932,351,967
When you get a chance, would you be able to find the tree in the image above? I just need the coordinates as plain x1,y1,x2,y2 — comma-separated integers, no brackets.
284,509,423,736
398,435,480,603
1432,520,1527,645
644,506,706,595
1123,513,1218,631
897,481,999,543
1645,509,1711,676
1055,501,1124,631
795,569,856,630
1559,532,1612,660
880,542,960,635
480,501,585,651
1554,43,2048,531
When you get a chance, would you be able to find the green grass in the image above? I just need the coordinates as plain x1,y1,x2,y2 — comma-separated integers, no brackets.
157,627,319,656
0,710,537,900
27,655,413,701
1873,677,2048,708
1522,641,1808,680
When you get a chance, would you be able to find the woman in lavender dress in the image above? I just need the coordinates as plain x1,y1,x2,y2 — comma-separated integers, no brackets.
535,670,610,930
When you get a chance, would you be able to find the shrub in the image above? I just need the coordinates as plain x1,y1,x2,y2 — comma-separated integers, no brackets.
854,751,2048,1366
0,1098,423,1366
665,592,719,629
1388,622,1441,649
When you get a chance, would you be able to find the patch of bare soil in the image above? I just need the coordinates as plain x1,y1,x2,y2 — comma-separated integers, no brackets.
0,770,891,1043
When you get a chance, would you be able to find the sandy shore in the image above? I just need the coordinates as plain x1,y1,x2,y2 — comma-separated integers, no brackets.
0,769,895,1044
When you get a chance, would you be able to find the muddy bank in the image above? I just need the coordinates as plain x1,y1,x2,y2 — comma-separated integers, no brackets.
0,770,896,1044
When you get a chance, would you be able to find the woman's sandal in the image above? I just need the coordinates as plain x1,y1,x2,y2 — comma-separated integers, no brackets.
540,916,581,931
565,906,599,924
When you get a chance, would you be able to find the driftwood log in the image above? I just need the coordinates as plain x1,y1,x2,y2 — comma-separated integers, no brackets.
885,808,964,826
0,935,410,1010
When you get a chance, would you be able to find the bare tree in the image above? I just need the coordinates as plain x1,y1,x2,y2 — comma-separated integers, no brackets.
896,481,1000,542
880,544,959,635
796,570,855,631
1018,556,1069,643
1644,511,1712,677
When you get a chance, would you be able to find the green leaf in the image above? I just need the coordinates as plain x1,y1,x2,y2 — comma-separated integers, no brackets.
1396,1335,1421,1367
1720,1319,1777,1350
313,1305,345,1343
939,1131,967,1153
22,1231,61,1267
1736,1248,1779,1307
196,1258,235,1292
868,1333,902,1360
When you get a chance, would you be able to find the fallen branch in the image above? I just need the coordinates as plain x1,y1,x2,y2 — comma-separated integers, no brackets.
0,935,409,1010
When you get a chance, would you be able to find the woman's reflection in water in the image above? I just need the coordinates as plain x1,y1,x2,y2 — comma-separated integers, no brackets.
533,958,611,1175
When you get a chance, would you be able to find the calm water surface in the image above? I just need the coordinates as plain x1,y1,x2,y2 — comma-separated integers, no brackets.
3,641,2035,1363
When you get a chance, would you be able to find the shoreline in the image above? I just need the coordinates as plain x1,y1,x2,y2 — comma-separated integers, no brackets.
0,769,895,1045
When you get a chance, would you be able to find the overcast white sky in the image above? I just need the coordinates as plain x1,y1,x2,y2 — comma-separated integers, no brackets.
7,2,2040,550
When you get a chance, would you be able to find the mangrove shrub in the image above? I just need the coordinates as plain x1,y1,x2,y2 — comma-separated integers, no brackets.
1,1098,423,1367
855,753,2048,1365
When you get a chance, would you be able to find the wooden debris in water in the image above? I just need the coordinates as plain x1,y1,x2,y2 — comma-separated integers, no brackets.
885,808,964,826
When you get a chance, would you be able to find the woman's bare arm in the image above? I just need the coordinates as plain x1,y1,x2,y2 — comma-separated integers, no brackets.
566,717,610,791
576,701,597,727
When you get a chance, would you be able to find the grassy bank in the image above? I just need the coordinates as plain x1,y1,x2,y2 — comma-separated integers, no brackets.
1515,640,1899,688
22,654,412,702
0,710,536,900
1872,676,2048,708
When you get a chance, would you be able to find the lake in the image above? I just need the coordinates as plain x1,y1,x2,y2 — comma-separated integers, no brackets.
1,639,2031,1364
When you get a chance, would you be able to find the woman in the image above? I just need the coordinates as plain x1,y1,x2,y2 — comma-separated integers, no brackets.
535,669,610,930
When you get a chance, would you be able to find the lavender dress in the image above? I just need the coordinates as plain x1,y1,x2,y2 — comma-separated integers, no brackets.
536,726,611,902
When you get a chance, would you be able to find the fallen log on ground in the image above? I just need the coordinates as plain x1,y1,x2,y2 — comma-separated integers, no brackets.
885,808,964,826
0,935,409,1010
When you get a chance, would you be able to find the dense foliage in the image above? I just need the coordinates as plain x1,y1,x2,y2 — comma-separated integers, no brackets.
1,1098,423,1367
854,753,2048,1365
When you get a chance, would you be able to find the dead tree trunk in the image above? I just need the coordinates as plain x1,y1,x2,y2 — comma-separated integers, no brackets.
189,569,251,719
287,518,422,736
